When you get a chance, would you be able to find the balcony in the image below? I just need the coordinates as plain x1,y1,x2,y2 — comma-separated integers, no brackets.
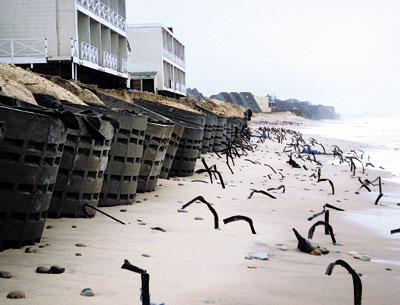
76,0,126,32
162,48,185,70
103,51,117,70
80,42,98,64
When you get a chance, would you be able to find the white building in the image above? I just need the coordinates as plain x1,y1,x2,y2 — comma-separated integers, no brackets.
0,0,128,86
127,24,186,97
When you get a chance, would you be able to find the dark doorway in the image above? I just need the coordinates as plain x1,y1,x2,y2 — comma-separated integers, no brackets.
142,79,154,93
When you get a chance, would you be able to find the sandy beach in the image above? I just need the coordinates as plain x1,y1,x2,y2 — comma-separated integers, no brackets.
1,114,400,305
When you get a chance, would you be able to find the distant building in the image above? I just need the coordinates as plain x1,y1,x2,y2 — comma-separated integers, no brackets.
186,88,206,102
254,96,272,112
127,24,186,97
0,0,129,87
210,92,262,113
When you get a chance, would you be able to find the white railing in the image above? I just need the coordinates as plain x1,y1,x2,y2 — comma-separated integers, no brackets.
76,0,126,32
103,51,117,70
0,38,48,59
162,48,185,69
80,42,98,64
121,58,127,73
70,38,79,57
171,81,186,94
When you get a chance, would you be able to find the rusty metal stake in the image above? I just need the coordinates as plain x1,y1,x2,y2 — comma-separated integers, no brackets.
121,259,150,305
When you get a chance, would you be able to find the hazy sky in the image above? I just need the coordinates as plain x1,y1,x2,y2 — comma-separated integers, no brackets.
126,0,400,115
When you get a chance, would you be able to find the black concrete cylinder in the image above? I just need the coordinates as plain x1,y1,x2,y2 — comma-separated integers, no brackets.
96,92,174,192
47,115,115,217
61,102,148,207
0,104,67,251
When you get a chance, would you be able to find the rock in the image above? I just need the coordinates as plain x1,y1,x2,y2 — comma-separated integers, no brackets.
46,225,54,229
386,268,392,271
7,290,25,299
194,217,204,221
247,265,257,269
155,195,159,197
172,178,180,181
278,246,287,251
136,200,142,203
359,255,371,261
75,253,82,256
151,227,166,233
38,245,46,248
120,209,127,212
138,222,146,225
0,271,12,279
142,254,151,257
75,243,86,247
50,266,65,274
25,247,38,253
177,209,188,213
36,266,51,274
249,252,269,260
72,225,77,228
80,288,94,297
143,198,148,201
178,183,184,186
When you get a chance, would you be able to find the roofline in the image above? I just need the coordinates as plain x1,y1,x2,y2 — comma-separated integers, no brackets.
127,23,183,44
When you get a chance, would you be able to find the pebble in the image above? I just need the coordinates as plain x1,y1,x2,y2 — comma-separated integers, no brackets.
194,217,204,221
359,255,371,261
155,195,159,197
136,200,142,203
151,227,166,232
142,254,151,257
249,252,269,260
278,246,287,251
177,209,188,213
38,245,46,248
46,225,54,229
36,266,51,274
25,247,38,253
75,253,82,256
143,198,148,201
75,243,86,247
7,290,25,299
120,209,127,212
80,288,94,297
139,222,146,225
247,265,257,269
72,225,77,228
50,266,65,274
0,271,12,279
386,268,392,271
178,183,184,186
172,178,181,181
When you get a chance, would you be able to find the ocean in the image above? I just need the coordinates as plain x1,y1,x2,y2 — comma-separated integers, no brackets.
298,115,400,184
298,115,400,240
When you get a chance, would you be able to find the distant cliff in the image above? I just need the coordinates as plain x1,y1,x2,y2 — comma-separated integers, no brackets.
272,100,339,120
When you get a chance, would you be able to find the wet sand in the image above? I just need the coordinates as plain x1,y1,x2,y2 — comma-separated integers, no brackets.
1,118,400,305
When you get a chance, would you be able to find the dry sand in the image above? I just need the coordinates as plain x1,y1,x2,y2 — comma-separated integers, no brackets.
0,63,86,105
0,118,399,305
200,99,246,118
